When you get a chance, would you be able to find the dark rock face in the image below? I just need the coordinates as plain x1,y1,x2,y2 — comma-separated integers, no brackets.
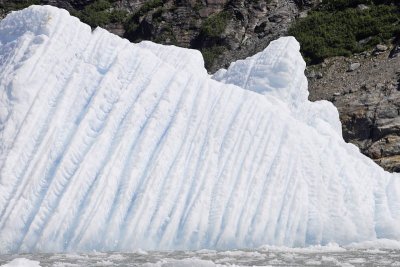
120,0,309,72
42,0,92,10
308,48,400,172
211,0,299,71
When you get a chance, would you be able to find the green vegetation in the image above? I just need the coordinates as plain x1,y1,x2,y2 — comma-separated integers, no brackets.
72,0,128,28
0,0,40,12
154,25,177,44
318,0,396,10
200,11,230,38
201,46,225,70
193,2,203,13
123,0,164,41
196,11,231,69
134,0,163,17
289,0,400,64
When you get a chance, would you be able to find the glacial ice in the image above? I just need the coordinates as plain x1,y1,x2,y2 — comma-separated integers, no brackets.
0,5,399,253
0,258,41,267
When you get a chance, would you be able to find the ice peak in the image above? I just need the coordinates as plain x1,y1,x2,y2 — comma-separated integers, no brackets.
0,6,79,44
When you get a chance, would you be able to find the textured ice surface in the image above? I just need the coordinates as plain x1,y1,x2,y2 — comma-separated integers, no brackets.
0,258,41,267
0,5,400,253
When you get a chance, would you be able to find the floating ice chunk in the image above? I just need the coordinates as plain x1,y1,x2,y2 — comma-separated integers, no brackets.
142,258,219,267
0,258,41,267
345,239,400,250
0,5,399,254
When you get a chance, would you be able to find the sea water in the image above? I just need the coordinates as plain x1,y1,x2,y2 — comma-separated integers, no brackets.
1,247,399,266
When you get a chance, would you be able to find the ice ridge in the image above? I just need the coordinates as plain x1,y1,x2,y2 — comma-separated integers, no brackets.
0,5,399,253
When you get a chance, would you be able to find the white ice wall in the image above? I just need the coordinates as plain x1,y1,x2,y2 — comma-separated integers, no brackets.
0,5,399,254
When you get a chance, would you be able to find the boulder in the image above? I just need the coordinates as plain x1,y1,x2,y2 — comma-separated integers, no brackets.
347,62,360,72
376,44,388,52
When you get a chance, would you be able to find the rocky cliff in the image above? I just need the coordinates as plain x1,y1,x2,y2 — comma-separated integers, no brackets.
308,44,400,172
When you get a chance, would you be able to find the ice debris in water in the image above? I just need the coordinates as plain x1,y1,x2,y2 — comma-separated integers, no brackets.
0,258,41,267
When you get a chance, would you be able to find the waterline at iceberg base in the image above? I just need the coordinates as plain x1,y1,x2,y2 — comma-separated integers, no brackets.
0,5,399,254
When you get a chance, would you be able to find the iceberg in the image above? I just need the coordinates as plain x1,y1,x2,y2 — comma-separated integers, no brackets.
0,5,399,253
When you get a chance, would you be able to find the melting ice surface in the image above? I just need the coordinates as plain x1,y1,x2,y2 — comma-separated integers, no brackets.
0,5,400,254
